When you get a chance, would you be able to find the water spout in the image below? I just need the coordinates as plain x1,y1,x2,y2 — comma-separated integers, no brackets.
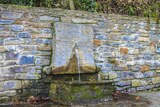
75,43,81,82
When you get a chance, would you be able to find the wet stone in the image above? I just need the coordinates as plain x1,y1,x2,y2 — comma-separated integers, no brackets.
10,25,23,32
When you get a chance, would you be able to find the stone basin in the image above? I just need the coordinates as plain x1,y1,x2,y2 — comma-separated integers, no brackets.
50,80,115,105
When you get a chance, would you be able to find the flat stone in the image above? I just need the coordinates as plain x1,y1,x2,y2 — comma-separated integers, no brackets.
19,56,34,65
9,66,22,73
4,80,22,90
15,73,41,79
150,35,159,42
39,16,60,22
109,72,117,79
144,71,156,78
0,39,3,45
37,44,52,51
137,37,149,42
152,77,160,84
120,47,128,54
157,47,160,54
10,25,23,32
41,28,52,34
72,18,97,24
1,12,23,19
0,19,14,25
0,90,16,97
117,81,131,86
17,32,31,38
140,65,150,72
4,38,24,45
134,72,144,78
129,49,139,54
35,57,50,66
93,39,102,46
36,38,52,45
5,52,19,60
132,80,141,87
121,72,134,80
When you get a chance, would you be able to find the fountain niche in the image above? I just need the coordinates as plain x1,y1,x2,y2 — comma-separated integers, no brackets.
50,22,114,105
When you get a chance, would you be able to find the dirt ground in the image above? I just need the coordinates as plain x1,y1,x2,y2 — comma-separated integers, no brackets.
1,91,160,107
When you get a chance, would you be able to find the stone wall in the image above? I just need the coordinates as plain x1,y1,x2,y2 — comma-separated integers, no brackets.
0,4,160,101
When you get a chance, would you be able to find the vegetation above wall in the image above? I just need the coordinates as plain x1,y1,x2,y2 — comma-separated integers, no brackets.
0,0,159,22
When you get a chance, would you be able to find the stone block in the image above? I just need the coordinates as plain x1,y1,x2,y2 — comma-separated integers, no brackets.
129,49,139,54
39,16,60,22
157,47,160,54
150,35,159,42
0,19,14,25
132,80,141,87
0,90,16,97
19,56,34,65
117,81,131,86
121,72,134,80
35,57,50,66
93,39,102,46
140,65,150,72
122,36,130,41
144,71,156,78
9,66,22,73
4,80,22,90
15,73,41,79
109,72,117,79
37,44,52,51
5,52,19,60
72,18,97,24
134,72,144,78
137,37,149,42
41,28,52,34
4,38,24,45
1,12,23,19
152,77,160,84
32,34,52,39
0,39,3,46
120,47,128,54
36,38,52,45
17,32,31,38
10,25,23,32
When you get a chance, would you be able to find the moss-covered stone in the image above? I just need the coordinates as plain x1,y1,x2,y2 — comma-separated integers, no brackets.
50,81,114,105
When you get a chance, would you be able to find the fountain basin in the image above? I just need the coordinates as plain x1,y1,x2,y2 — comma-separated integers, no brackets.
50,80,115,105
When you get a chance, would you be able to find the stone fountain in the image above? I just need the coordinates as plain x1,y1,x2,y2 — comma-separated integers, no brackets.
50,22,114,105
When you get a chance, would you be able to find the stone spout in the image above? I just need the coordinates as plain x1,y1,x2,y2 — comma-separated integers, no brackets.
51,22,96,74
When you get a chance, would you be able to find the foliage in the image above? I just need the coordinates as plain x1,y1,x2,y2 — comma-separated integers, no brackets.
0,0,159,22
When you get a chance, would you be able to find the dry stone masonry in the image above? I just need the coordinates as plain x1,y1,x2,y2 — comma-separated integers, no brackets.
0,4,160,101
